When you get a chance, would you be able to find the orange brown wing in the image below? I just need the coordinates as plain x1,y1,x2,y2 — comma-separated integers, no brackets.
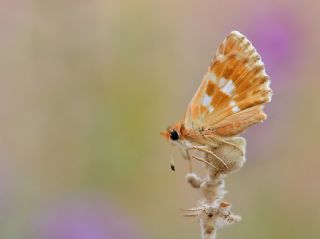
184,31,272,136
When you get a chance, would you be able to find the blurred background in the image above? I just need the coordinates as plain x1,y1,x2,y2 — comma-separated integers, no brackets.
1,0,319,238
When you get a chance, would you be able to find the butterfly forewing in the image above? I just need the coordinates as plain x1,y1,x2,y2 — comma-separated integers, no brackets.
184,31,272,136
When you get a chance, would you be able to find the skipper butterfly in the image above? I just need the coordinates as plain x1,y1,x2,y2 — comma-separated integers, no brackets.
161,31,272,172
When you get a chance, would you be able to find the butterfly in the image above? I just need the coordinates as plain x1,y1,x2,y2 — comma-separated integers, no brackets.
161,31,272,173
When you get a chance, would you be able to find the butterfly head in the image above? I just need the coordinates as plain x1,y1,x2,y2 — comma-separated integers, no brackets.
160,122,182,142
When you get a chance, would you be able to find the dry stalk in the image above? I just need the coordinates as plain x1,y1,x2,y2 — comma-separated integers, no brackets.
183,137,246,239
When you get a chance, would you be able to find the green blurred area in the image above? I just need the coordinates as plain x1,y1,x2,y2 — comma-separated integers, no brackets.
1,0,320,238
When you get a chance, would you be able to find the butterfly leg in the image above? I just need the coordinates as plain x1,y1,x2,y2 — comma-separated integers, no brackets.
192,154,218,170
192,146,229,170
223,141,244,156
185,148,218,171
185,148,194,173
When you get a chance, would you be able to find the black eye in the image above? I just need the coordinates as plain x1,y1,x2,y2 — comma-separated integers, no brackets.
169,130,179,141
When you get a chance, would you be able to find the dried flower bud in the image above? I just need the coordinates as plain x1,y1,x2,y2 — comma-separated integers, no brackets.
186,173,203,188
207,137,247,175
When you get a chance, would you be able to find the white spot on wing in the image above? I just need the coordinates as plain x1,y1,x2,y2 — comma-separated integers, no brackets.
208,105,215,113
215,54,225,61
220,79,235,96
202,94,212,107
230,100,240,113
218,78,226,88
208,73,218,83
232,105,240,113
